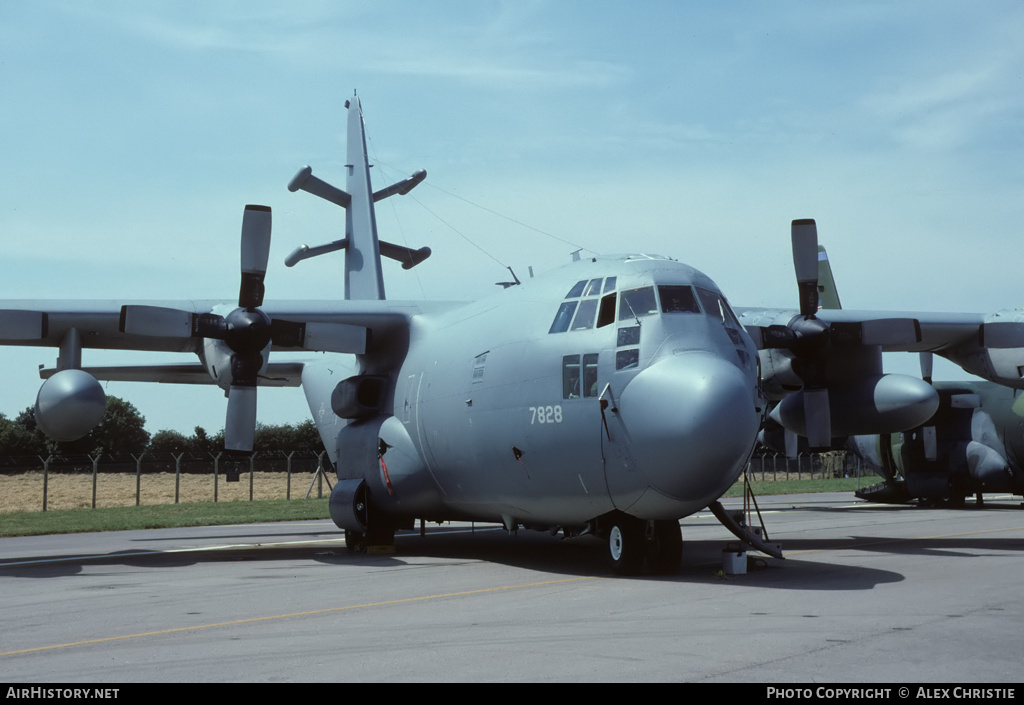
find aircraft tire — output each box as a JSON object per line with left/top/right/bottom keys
{"left": 646, "top": 520, "right": 683, "bottom": 575}
{"left": 605, "top": 515, "right": 644, "bottom": 576}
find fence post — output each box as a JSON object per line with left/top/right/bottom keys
{"left": 40, "top": 455, "right": 52, "bottom": 512}
{"left": 88, "top": 453, "right": 102, "bottom": 509}
{"left": 211, "top": 452, "right": 221, "bottom": 502}
{"left": 249, "top": 453, "right": 256, "bottom": 501}
{"left": 133, "top": 453, "right": 146, "bottom": 507}
{"left": 285, "top": 451, "right": 295, "bottom": 500}
{"left": 172, "top": 453, "right": 184, "bottom": 504}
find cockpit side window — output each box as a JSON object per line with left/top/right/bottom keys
{"left": 582, "top": 353, "right": 599, "bottom": 397}
{"left": 549, "top": 301, "right": 578, "bottom": 334}
{"left": 658, "top": 285, "right": 701, "bottom": 313}
{"left": 596, "top": 293, "right": 617, "bottom": 328}
{"left": 618, "top": 287, "right": 657, "bottom": 321}
{"left": 695, "top": 287, "right": 741, "bottom": 328}
{"left": 562, "top": 355, "right": 581, "bottom": 399}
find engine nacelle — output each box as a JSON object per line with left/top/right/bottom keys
{"left": 771, "top": 373, "right": 938, "bottom": 438}
{"left": 35, "top": 369, "right": 106, "bottom": 442}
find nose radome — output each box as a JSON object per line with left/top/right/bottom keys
{"left": 617, "top": 352, "right": 760, "bottom": 503}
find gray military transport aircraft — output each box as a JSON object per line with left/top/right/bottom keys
{"left": 747, "top": 242, "right": 1024, "bottom": 507}
{"left": 849, "top": 378, "right": 1024, "bottom": 506}
{"left": 4, "top": 95, "right": 1023, "bottom": 573}
{"left": 735, "top": 236, "right": 1024, "bottom": 459}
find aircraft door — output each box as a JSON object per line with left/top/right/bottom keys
{"left": 597, "top": 350, "right": 644, "bottom": 511}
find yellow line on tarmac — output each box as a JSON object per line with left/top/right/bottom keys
{"left": 0, "top": 576, "right": 597, "bottom": 658}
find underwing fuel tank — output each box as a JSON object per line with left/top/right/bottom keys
{"left": 771, "top": 373, "right": 938, "bottom": 438}
{"left": 34, "top": 369, "right": 106, "bottom": 441}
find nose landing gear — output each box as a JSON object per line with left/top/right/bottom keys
{"left": 601, "top": 513, "right": 683, "bottom": 576}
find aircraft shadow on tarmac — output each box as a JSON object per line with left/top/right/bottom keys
{"left": 5, "top": 521, "right": 1017, "bottom": 588}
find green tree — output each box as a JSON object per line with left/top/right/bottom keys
{"left": 0, "top": 412, "right": 47, "bottom": 456}
{"left": 148, "top": 429, "right": 191, "bottom": 454}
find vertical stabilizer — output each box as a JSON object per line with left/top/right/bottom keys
{"left": 287, "top": 94, "right": 431, "bottom": 300}
{"left": 816, "top": 245, "right": 842, "bottom": 310}
{"left": 344, "top": 96, "right": 386, "bottom": 300}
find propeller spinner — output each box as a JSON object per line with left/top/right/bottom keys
{"left": 120, "top": 205, "right": 367, "bottom": 452}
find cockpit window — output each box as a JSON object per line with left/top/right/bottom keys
{"left": 583, "top": 279, "right": 603, "bottom": 297}
{"left": 570, "top": 299, "right": 599, "bottom": 331}
{"left": 565, "top": 280, "right": 587, "bottom": 299}
{"left": 549, "top": 301, "right": 578, "bottom": 333}
{"left": 618, "top": 287, "right": 657, "bottom": 321}
{"left": 696, "top": 287, "right": 741, "bottom": 328}
{"left": 658, "top": 285, "right": 701, "bottom": 313}
{"left": 552, "top": 277, "right": 617, "bottom": 334}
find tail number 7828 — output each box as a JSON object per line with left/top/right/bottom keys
{"left": 530, "top": 405, "right": 563, "bottom": 424}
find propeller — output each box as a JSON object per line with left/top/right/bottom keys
{"left": 919, "top": 352, "right": 938, "bottom": 461}
{"left": 120, "top": 205, "right": 366, "bottom": 453}
{"left": 747, "top": 220, "right": 922, "bottom": 448}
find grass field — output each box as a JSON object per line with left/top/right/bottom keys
{"left": 0, "top": 471, "right": 872, "bottom": 538}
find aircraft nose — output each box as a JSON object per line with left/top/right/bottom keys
{"left": 617, "top": 352, "right": 760, "bottom": 506}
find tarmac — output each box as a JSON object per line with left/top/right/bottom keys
{"left": 1, "top": 492, "right": 1022, "bottom": 683}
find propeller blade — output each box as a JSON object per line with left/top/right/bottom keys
{"left": 239, "top": 205, "right": 272, "bottom": 308}
{"left": 919, "top": 352, "right": 933, "bottom": 385}
{"left": 0, "top": 310, "right": 48, "bottom": 339}
{"left": 949, "top": 393, "right": 981, "bottom": 409}
{"left": 224, "top": 385, "right": 258, "bottom": 452}
{"left": 784, "top": 429, "right": 798, "bottom": 459}
{"left": 120, "top": 305, "right": 195, "bottom": 338}
{"left": 829, "top": 319, "right": 921, "bottom": 347}
{"left": 978, "top": 322, "right": 1024, "bottom": 349}
{"left": 803, "top": 387, "right": 832, "bottom": 448}
{"left": 922, "top": 425, "right": 938, "bottom": 461}
{"left": 791, "top": 219, "right": 819, "bottom": 316}
{"left": 858, "top": 318, "right": 921, "bottom": 346}
{"left": 744, "top": 324, "right": 796, "bottom": 350}
{"left": 917, "top": 351, "right": 938, "bottom": 461}
{"left": 119, "top": 306, "right": 228, "bottom": 340}
{"left": 270, "top": 319, "right": 367, "bottom": 354}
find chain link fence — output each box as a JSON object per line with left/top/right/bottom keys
{"left": 1, "top": 450, "right": 874, "bottom": 513}
{"left": 0, "top": 451, "right": 334, "bottom": 512}
{"left": 746, "top": 450, "right": 866, "bottom": 481}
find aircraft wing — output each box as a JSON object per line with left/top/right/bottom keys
{"left": 0, "top": 297, "right": 461, "bottom": 451}
{"left": 0, "top": 299, "right": 457, "bottom": 353}
{"left": 736, "top": 306, "right": 988, "bottom": 354}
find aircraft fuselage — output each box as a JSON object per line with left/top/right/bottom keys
{"left": 307, "top": 254, "right": 764, "bottom": 533}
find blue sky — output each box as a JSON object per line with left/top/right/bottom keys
{"left": 2, "top": 1, "right": 1023, "bottom": 434}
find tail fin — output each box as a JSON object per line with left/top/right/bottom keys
{"left": 816, "top": 245, "right": 842, "bottom": 310}
{"left": 287, "top": 94, "right": 430, "bottom": 300}
{"left": 343, "top": 96, "right": 385, "bottom": 300}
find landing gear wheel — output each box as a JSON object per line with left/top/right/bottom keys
{"left": 606, "top": 515, "right": 644, "bottom": 576}
{"left": 646, "top": 520, "right": 683, "bottom": 575}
